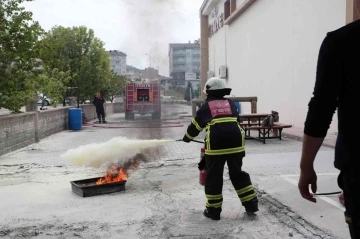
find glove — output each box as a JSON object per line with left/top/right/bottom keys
{"left": 198, "top": 156, "right": 206, "bottom": 170}
{"left": 182, "top": 135, "right": 191, "bottom": 143}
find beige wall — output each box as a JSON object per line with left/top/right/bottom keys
{"left": 201, "top": 0, "right": 346, "bottom": 132}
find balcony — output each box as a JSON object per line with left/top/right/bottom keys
{"left": 173, "top": 67, "right": 186, "bottom": 72}
{"left": 173, "top": 60, "right": 186, "bottom": 65}
{"left": 172, "top": 51, "right": 186, "bottom": 56}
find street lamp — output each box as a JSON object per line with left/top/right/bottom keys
{"left": 145, "top": 53, "right": 151, "bottom": 68}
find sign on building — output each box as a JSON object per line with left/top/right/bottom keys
{"left": 209, "top": 6, "right": 224, "bottom": 37}
{"left": 185, "top": 72, "right": 197, "bottom": 81}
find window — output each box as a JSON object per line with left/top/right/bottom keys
{"left": 225, "top": 0, "right": 236, "bottom": 19}
{"left": 224, "top": 0, "right": 230, "bottom": 19}
{"left": 231, "top": 0, "right": 236, "bottom": 13}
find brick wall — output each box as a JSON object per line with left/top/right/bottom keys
{"left": 80, "top": 103, "right": 122, "bottom": 122}
{"left": 114, "top": 102, "right": 124, "bottom": 113}
{"left": 38, "top": 108, "right": 68, "bottom": 139}
{"left": 0, "top": 103, "right": 124, "bottom": 156}
{"left": 0, "top": 113, "right": 36, "bottom": 156}
{"left": 80, "top": 104, "right": 97, "bottom": 122}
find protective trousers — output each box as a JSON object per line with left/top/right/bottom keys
{"left": 339, "top": 168, "right": 360, "bottom": 239}
{"left": 204, "top": 153, "right": 257, "bottom": 214}
{"left": 96, "top": 106, "right": 105, "bottom": 121}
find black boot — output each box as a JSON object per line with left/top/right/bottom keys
{"left": 96, "top": 118, "right": 101, "bottom": 123}
{"left": 102, "top": 118, "right": 107, "bottom": 123}
{"left": 203, "top": 208, "right": 221, "bottom": 220}
{"left": 244, "top": 198, "right": 259, "bottom": 214}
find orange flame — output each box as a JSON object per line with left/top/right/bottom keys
{"left": 96, "top": 164, "right": 127, "bottom": 185}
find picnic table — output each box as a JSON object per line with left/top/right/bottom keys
{"left": 239, "top": 113, "right": 292, "bottom": 144}
{"left": 238, "top": 113, "right": 269, "bottom": 126}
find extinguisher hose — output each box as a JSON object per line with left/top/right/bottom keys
{"left": 314, "top": 191, "right": 342, "bottom": 196}
{"left": 175, "top": 139, "right": 204, "bottom": 144}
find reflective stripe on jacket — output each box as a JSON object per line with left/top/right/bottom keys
{"left": 184, "top": 97, "right": 245, "bottom": 156}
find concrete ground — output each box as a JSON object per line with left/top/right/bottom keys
{"left": 0, "top": 104, "right": 349, "bottom": 239}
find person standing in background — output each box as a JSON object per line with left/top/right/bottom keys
{"left": 93, "top": 92, "right": 106, "bottom": 123}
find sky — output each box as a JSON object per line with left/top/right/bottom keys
{"left": 24, "top": 0, "right": 203, "bottom": 76}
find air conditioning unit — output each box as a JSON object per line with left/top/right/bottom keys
{"left": 219, "top": 65, "right": 227, "bottom": 78}
{"left": 207, "top": 71, "right": 214, "bottom": 79}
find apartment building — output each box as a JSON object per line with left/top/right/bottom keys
{"left": 107, "top": 50, "right": 127, "bottom": 76}
{"left": 169, "top": 41, "right": 201, "bottom": 86}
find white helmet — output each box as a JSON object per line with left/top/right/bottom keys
{"left": 203, "top": 77, "right": 231, "bottom": 95}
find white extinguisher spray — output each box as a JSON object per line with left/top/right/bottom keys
{"left": 199, "top": 147, "right": 206, "bottom": 186}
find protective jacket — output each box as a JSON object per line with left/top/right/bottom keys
{"left": 183, "top": 96, "right": 245, "bottom": 157}
{"left": 93, "top": 96, "right": 105, "bottom": 110}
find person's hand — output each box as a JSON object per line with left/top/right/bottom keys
{"left": 298, "top": 167, "right": 317, "bottom": 203}
{"left": 182, "top": 135, "right": 191, "bottom": 143}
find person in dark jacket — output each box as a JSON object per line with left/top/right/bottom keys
{"left": 335, "top": 132, "right": 345, "bottom": 206}
{"left": 298, "top": 20, "right": 360, "bottom": 238}
{"left": 183, "top": 77, "right": 258, "bottom": 220}
{"left": 93, "top": 92, "right": 106, "bottom": 123}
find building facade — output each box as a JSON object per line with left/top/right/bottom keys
{"left": 107, "top": 50, "right": 127, "bottom": 76}
{"left": 169, "top": 41, "right": 201, "bottom": 87}
{"left": 200, "top": 0, "right": 360, "bottom": 133}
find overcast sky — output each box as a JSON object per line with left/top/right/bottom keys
{"left": 24, "top": 0, "right": 203, "bottom": 76}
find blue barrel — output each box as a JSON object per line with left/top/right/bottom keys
{"left": 68, "top": 108, "right": 82, "bottom": 130}
{"left": 234, "top": 102, "right": 241, "bottom": 114}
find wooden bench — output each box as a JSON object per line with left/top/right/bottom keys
{"left": 242, "top": 123, "right": 292, "bottom": 144}
{"left": 239, "top": 122, "right": 260, "bottom": 127}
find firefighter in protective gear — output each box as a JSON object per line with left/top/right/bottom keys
{"left": 183, "top": 77, "right": 258, "bottom": 220}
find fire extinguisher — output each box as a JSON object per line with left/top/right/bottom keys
{"left": 199, "top": 148, "right": 206, "bottom": 186}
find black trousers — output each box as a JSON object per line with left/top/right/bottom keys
{"left": 96, "top": 107, "right": 105, "bottom": 120}
{"left": 205, "top": 153, "right": 257, "bottom": 212}
{"left": 338, "top": 168, "right": 360, "bottom": 239}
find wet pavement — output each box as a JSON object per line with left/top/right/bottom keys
{"left": 0, "top": 104, "right": 349, "bottom": 239}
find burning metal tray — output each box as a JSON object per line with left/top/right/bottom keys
{"left": 70, "top": 177, "right": 126, "bottom": 197}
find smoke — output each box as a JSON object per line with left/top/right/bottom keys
{"left": 120, "top": 0, "right": 202, "bottom": 75}
{"left": 61, "top": 136, "right": 173, "bottom": 168}
{"left": 120, "top": 147, "right": 161, "bottom": 172}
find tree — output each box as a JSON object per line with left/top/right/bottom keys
{"left": 0, "top": 0, "right": 44, "bottom": 112}
{"left": 32, "top": 67, "right": 71, "bottom": 107}
{"left": 38, "top": 26, "right": 111, "bottom": 104}
{"left": 104, "top": 72, "right": 126, "bottom": 102}
{"left": 193, "top": 86, "right": 200, "bottom": 99}
{"left": 184, "top": 82, "right": 194, "bottom": 102}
